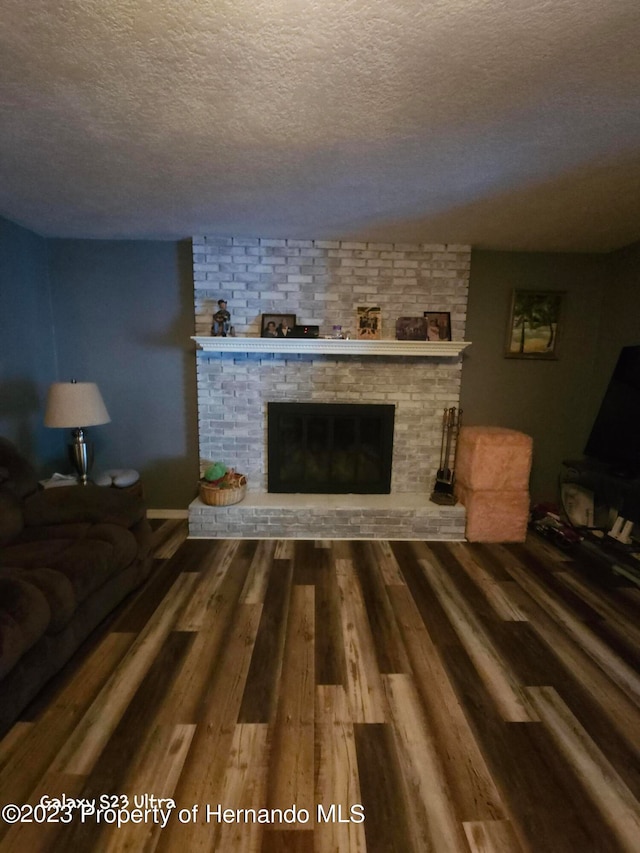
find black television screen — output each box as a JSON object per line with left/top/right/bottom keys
{"left": 584, "top": 345, "right": 640, "bottom": 477}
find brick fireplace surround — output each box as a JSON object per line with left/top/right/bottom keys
{"left": 189, "top": 237, "right": 470, "bottom": 539}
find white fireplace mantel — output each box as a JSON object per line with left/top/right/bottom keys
{"left": 192, "top": 336, "right": 471, "bottom": 357}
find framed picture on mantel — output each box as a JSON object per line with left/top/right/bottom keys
{"left": 505, "top": 289, "right": 564, "bottom": 359}
{"left": 423, "top": 311, "right": 452, "bottom": 341}
{"left": 261, "top": 313, "right": 296, "bottom": 338}
{"left": 396, "top": 317, "right": 428, "bottom": 341}
{"left": 356, "top": 306, "right": 381, "bottom": 340}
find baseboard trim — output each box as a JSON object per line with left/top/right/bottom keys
{"left": 148, "top": 509, "right": 189, "bottom": 519}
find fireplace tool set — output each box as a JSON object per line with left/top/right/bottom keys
{"left": 431, "top": 406, "right": 462, "bottom": 505}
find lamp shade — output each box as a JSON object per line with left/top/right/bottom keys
{"left": 44, "top": 382, "right": 111, "bottom": 428}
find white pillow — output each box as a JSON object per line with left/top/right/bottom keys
{"left": 94, "top": 469, "right": 140, "bottom": 488}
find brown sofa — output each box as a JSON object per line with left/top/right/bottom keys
{"left": 0, "top": 437, "right": 152, "bottom": 736}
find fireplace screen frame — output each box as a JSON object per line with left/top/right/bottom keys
{"left": 267, "top": 402, "right": 395, "bottom": 494}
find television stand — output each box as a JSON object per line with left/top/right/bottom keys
{"left": 559, "top": 459, "right": 640, "bottom": 586}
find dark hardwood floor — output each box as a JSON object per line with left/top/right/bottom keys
{"left": 1, "top": 522, "right": 639, "bottom": 852}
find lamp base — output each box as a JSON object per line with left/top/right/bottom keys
{"left": 68, "top": 428, "right": 94, "bottom": 485}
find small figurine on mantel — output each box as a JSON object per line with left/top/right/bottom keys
{"left": 211, "top": 299, "right": 231, "bottom": 337}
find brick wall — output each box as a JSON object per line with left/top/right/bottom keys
{"left": 193, "top": 237, "right": 470, "bottom": 495}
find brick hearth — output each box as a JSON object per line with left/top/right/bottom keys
{"left": 189, "top": 493, "right": 466, "bottom": 540}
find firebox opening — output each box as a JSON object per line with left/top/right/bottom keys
{"left": 267, "top": 402, "right": 395, "bottom": 494}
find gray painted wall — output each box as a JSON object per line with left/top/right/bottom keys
{"left": 590, "top": 241, "right": 640, "bottom": 411}
{"left": 460, "top": 250, "right": 610, "bottom": 502}
{"left": 3, "top": 213, "right": 639, "bottom": 509}
{"left": 0, "top": 217, "right": 59, "bottom": 470}
{"left": 47, "top": 239, "right": 199, "bottom": 508}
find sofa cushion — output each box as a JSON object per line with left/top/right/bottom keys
{"left": 0, "top": 574, "right": 51, "bottom": 678}
{"left": 23, "top": 485, "right": 146, "bottom": 529}
{"left": 0, "top": 567, "right": 76, "bottom": 633}
{"left": 83, "top": 523, "right": 139, "bottom": 566}
{"left": 0, "top": 492, "right": 23, "bottom": 546}
{"left": 0, "top": 536, "right": 129, "bottom": 603}
{"left": 12, "top": 521, "right": 139, "bottom": 567}
{"left": 0, "top": 438, "right": 40, "bottom": 500}
{"left": 16, "top": 522, "right": 95, "bottom": 543}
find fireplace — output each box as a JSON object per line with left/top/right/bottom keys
{"left": 190, "top": 236, "right": 470, "bottom": 539}
{"left": 268, "top": 402, "right": 395, "bottom": 494}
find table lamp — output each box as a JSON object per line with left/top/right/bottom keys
{"left": 44, "top": 380, "right": 111, "bottom": 484}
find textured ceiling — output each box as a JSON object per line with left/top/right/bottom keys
{"left": 1, "top": 0, "right": 640, "bottom": 251}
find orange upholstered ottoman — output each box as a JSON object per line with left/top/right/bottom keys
{"left": 455, "top": 483, "right": 530, "bottom": 542}
{"left": 456, "top": 426, "right": 533, "bottom": 491}
{"left": 454, "top": 426, "right": 533, "bottom": 542}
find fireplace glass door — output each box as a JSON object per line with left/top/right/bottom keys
{"left": 268, "top": 402, "right": 395, "bottom": 493}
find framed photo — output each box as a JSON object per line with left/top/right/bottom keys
{"left": 396, "top": 317, "right": 428, "bottom": 341}
{"left": 423, "top": 311, "right": 452, "bottom": 341}
{"left": 505, "top": 290, "right": 564, "bottom": 359}
{"left": 261, "top": 313, "right": 296, "bottom": 338}
{"left": 356, "top": 306, "right": 381, "bottom": 340}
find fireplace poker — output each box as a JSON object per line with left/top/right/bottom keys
{"left": 432, "top": 407, "right": 462, "bottom": 504}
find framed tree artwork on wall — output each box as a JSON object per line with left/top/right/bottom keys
{"left": 505, "top": 290, "right": 564, "bottom": 359}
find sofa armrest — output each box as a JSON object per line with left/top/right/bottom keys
{"left": 22, "top": 485, "right": 146, "bottom": 529}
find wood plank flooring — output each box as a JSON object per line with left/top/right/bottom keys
{"left": 1, "top": 524, "right": 640, "bottom": 852}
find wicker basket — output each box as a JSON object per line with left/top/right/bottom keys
{"left": 199, "top": 475, "right": 247, "bottom": 506}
